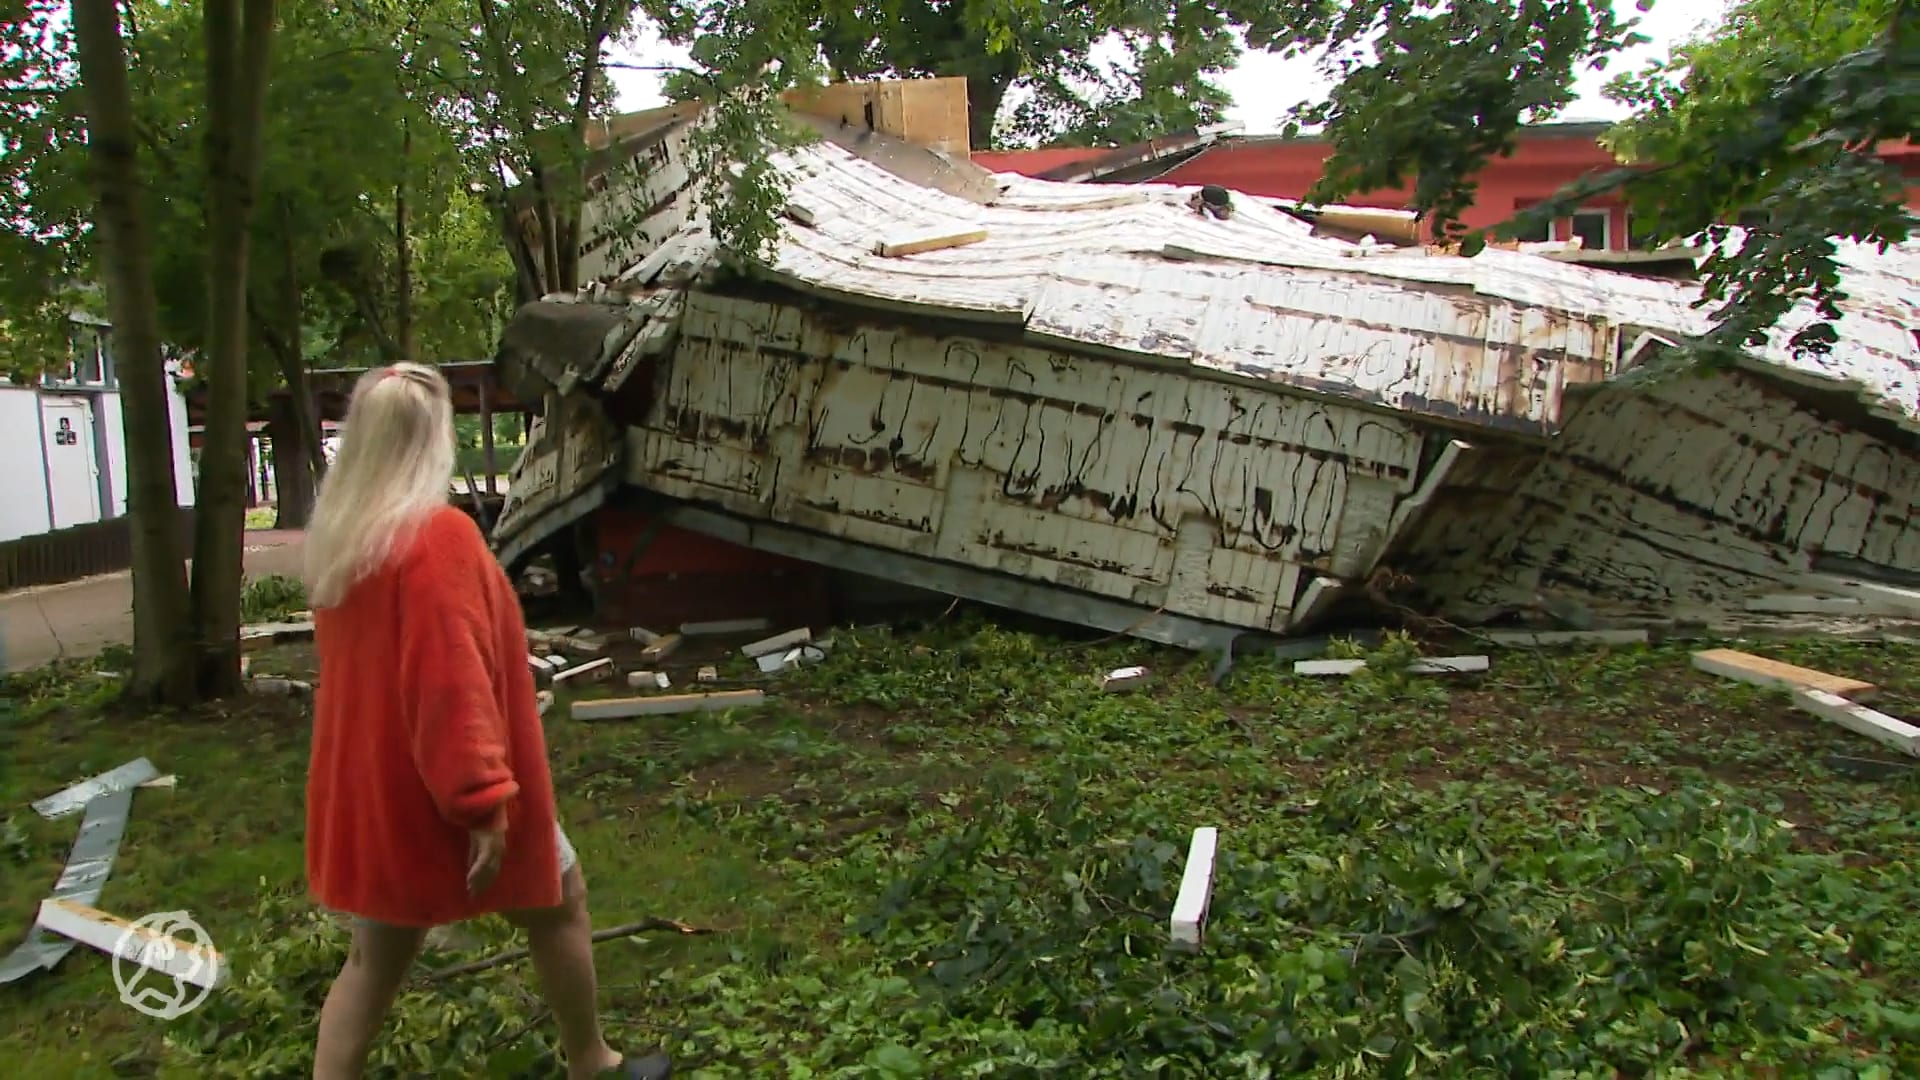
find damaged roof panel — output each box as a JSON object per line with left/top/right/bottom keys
{"left": 767, "top": 143, "right": 1919, "bottom": 431}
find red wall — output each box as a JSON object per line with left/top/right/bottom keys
{"left": 977, "top": 132, "right": 1920, "bottom": 251}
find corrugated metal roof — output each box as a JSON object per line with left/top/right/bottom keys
{"left": 756, "top": 141, "right": 1919, "bottom": 433}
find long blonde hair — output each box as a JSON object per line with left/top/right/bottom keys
{"left": 303, "top": 362, "right": 457, "bottom": 608}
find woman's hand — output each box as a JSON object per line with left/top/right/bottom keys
{"left": 467, "top": 826, "right": 506, "bottom": 895}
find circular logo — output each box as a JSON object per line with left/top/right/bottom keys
{"left": 112, "top": 910, "right": 219, "bottom": 1020}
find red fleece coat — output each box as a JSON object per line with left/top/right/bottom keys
{"left": 306, "top": 505, "right": 561, "bottom": 926}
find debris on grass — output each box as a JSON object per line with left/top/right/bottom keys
{"left": 681, "top": 618, "right": 772, "bottom": 637}
{"left": 239, "top": 621, "right": 315, "bottom": 650}
{"left": 742, "top": 627, "right": 810, "bottom": 659}
{"left": 2, "top": 767, "right": 146, "bottom": 984}
{"left": 1101, "top": 666, "right": 1152, "bottom": 693}
{"left": 696, "top": 665, "right": 719, "bottom": 683}
{"left": 756, "top": 645, "right": 825, "bottom": 674}
{"left": 535, "top": 690, "right": 554, "bottom": 716}
{"left": 571, "top": 689, "right": 766, "bottom": 721}
{"left": 1791, "top": 689, "right": 1920, "bottom": 757}
{"left": 553, "top": 658, "right": 615, "bottom": 686}
{"left": 559, "top": 635, "right": 606, "bottom": 656}
{"left": 30, "top": 758, "right": 159, "bottom": 819}
{"left": 629, "top": 626, "right": 664, "bottom": 644}
{"left": 35, "top": 899, "right": 224, "bottom": 990}
{"left": 626, "top": 670, "right": 671, "bottom": 691}
{"left": 1481, "top": 628, "right": 1650, "bottom": 648}
{"left": 1691, "top": 648, "right": 1878, "bottom": 700}
{"left": 1294, "top": 656, "right": 1490, "bottom": 677}
{"left": 426, "top": 916, "right": 713, "bottom": 981}
{"left": 1170, "top": 826, "right": 1218, "bottom": 953}
{"left": 640, "top": 634, "right": 683, "bottom": 664}
{"left": 247, "top": 677, "right": 313, "bottom": 697}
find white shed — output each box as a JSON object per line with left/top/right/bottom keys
{"left": 0, "top": 317, "right": 196, "bottom": 544}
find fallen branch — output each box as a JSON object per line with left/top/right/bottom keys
{"left": 426, "top": 917, "right": 713, "bottom": 981}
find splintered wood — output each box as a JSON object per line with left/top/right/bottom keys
{"left": 1690, "top": 649, "right": 1877, "bottom": 701}
{"left": 1694, "top": 648, "right": 1909, "bottom": 755}
{"left": 38, "top": 899, "right": 226, "bottom": 990}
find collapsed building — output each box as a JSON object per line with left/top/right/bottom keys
{"left": 488, "top": 80, "right": 1920, "bottom": 653}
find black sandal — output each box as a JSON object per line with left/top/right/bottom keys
{"left": 600, "top": 1050, "right": 672, "bottom": 1079}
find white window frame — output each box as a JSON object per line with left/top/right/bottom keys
{"left": 1568, "top": 208, "right": 1612, "bottom": 252}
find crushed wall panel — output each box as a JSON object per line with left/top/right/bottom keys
{"left": 624, "top": 293, "right": 1434, "bottom": 630}
{"left": 1393, "top": 368, "right": 1920, "bottom": 621}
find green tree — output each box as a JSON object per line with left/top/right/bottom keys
{"left": 647, "top": 0, "right": 1249, "bottom": 149}
{"left": 1291, "top": 0, "right": 1915, "bottom": 359}
{"left": 1580, "top": 0, "right": 1917, "bottom": 357}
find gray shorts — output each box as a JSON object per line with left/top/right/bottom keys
{"left": 352, "top": 821, "right": 578, "bottom": 931}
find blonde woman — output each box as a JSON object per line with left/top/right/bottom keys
{"left": 302, "top": 363, "right": 670, "bottom": 1080}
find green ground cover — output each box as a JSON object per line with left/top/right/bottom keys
{"left": 3, "top": 623, "right": 1918, "bottom": 1077}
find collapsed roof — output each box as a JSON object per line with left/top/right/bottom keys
{"left": 489, "top": 86, "right": 1920, "bottom": 650}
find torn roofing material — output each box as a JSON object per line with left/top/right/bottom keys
{"left": 575, "top": 103, "right": 1916, "bottom": 436}
{"left": 763, "top": 146, "right": 1920, "bottom": 434}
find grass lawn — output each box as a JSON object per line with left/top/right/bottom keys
{"left": 3, "top": 621, "right": 1919, "bottom": 1077}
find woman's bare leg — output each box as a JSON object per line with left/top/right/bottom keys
{"left": 506, "top": 864, "right": 626, "bottom": 1080}
{"left": 313, "top": 920, "right": 428, "bottom": 1079}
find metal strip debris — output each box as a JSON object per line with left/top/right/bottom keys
{"left": 31, "top": 757, "right": 159, "bottom": 819}
{"left": 0, "top": 784, "right": 138, "bottom": 983}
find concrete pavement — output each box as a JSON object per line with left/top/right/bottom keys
{"left": 0, "top": 531, "right": 305, "bottom": 673}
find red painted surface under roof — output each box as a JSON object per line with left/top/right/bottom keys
{"left": 970, "top": 146, "right": 1109, "bottom": 174}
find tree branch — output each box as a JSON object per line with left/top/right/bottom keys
{"left": 424, "top": 917, "right": 713, "bottom": 981}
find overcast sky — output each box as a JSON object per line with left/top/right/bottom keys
{"left": 605, "top": 1, "right": 1730, "bottom": 135}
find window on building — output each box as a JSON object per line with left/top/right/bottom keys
{"left": 74, "top": 332, "right": 103, "bottom": 384}
{"left": 1569, "top": 209, "right": 1610, "bottom": 251}
{"left": 1510, "top": 206, "right": 1552, "bottom": 243}
{"left": 1625, "top": 213, "right": 1664, "bottom": 251}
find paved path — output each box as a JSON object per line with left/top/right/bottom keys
{"left": 0, "top": 531, "right": 305, "bottom": 673}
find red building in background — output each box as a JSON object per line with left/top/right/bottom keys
{"left": 974, "top": 122, "right": 1920, "bottom": 251}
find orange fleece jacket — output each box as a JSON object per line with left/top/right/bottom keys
{"left": 306, "top": 505, "right": 561, "bottom": 926}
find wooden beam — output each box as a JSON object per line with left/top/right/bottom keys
{"left": 37, "top": 899, "right": 225, "bottom": 990}
{"left": 1691, "top": 648, "right": 1878, "bottom": 701}
{"left": 874, "top": 226, "right": 987, "bottom": 258}
{"left": 1169, "top": 826, "right": 1218, "bottom": 952}
{"left": 572, "top": 689, "right": 766, "bottom": 721}
{"left": 1792, "top": 689, "right": 1920, "bottom": 757}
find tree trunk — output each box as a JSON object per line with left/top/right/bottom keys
{"left": 190, "top": 0, "right": 279, "bottom": 697}
{"left": 268, "top": 206, "right": 321, "bottom": 530}
{"left": 395, "top": 120, "right": 415, "bottom": 363}
{"left": 967, "top": 71, "right": 1017, "bottom": 151}
{"left": 268, "top": 395, "right": 316, "bottom": 529}
{"left": 556, "top": 1, "right": 614, "bottom": 293}
{"left": 71, "top": 0, "right": 196, "bottom": 705}
{"left": 280, "top": 202, "right": 325, "bottom": 485}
